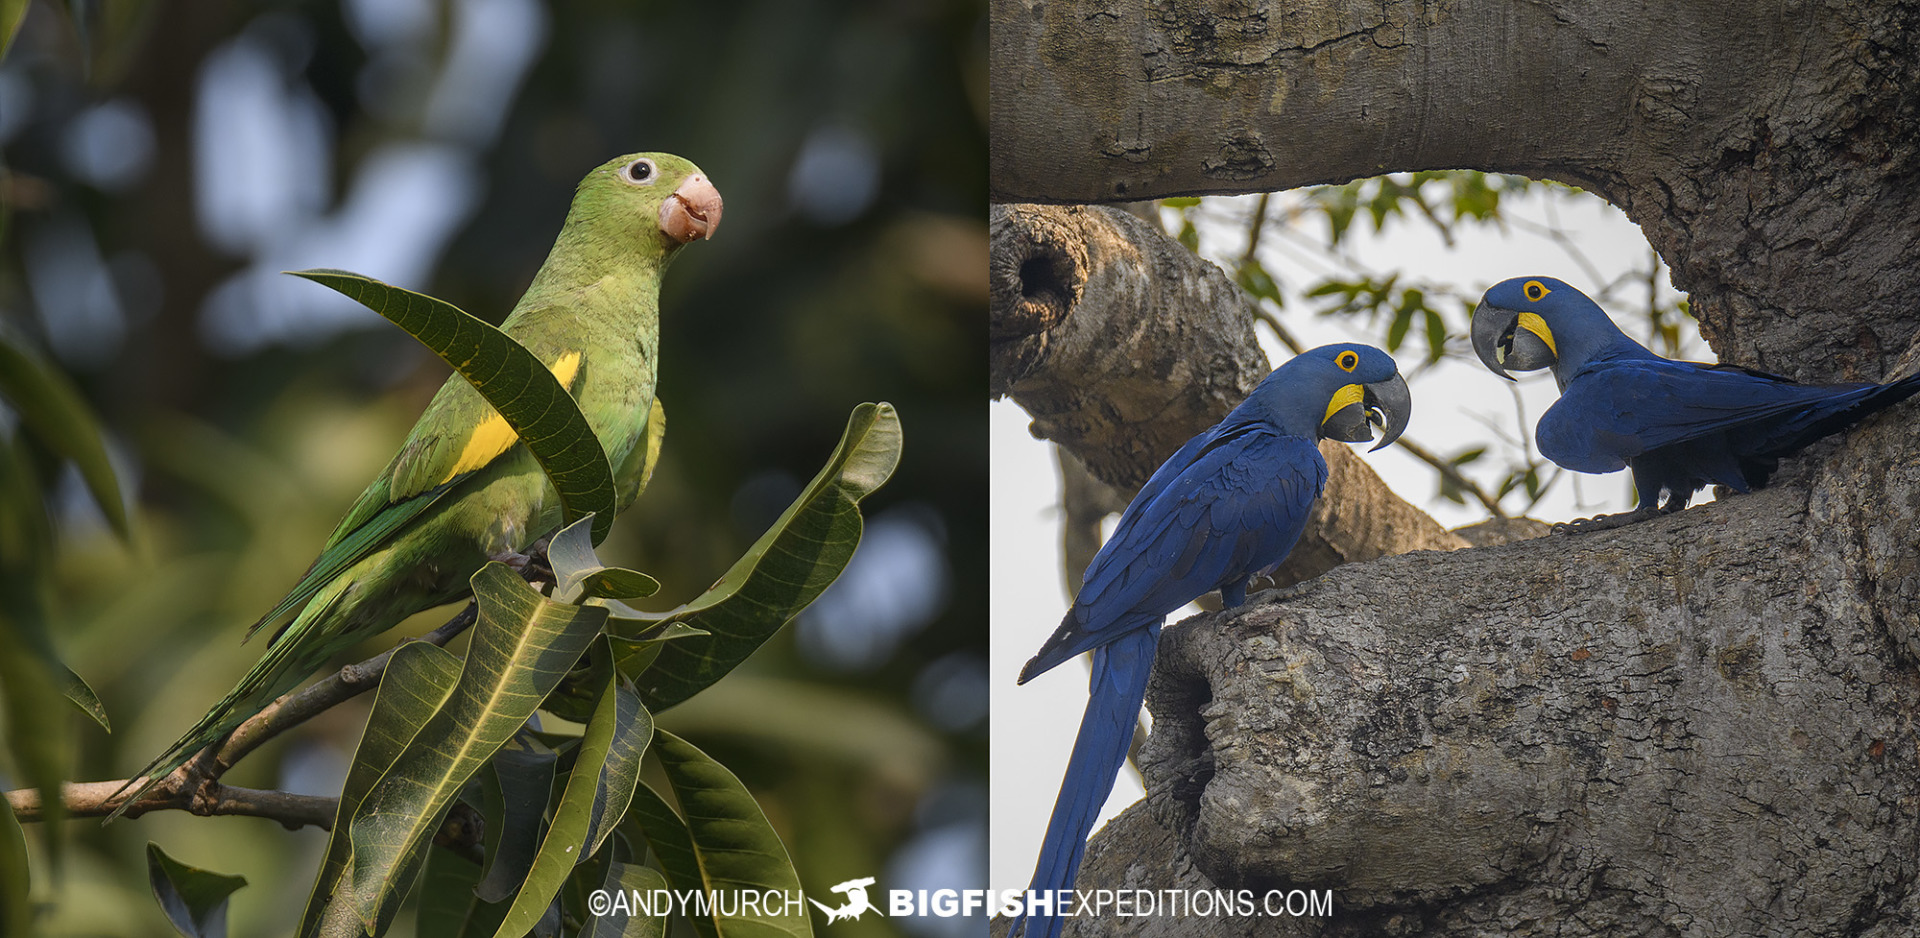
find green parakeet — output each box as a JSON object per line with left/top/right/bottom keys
{"left": 114, "top": 152, "right": 721, "bottom": 814}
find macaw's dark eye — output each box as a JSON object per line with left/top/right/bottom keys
{"left": 1336, "top": 350, "right": 1359, "bottom": 372}
{"left": 1524, "top": 279, "right": 1552, "bottom": 302}
{"left": 624, "top": 159, "right": 656, "bottom": 184}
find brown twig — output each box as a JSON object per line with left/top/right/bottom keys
{"left": 211, "top": 603, "right": 479, "bottom": 774}
{"left": 1395, "top": 436, "right": 1508, "bottom": 518}
{"left": 4, "top": 600, "right": 481, "bottom": 829}
{"left": 7, "top": 780, "right": 338, "bottom": 829}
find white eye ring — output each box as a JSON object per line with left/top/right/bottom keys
{"left": 622, "top": 158, "right": 658, "bottom": 186}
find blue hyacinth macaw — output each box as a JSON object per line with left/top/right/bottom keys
{"left": 1472, "top": 276, "right": 1920, "bottom": 531}
{"left": 1012, "top": 344, "right": 1411, "bottom": 938}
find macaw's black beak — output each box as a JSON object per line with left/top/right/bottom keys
{"left": 1321, "top": 371, "right": 1411, "bottom": 451}
{"left": 1471, "top": 300, "right": 1559, "bottom": 380}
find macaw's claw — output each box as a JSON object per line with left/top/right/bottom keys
{"left": 1551, "top": 506, "right": 1661, "bottom": 534}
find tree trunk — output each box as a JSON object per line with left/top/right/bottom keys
{"left": 991, "top": 0, "right": 1920, "bottom": 934}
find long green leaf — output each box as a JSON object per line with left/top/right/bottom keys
{"left": 623, "top": 784, "right": 711, "bottom": 938}
{"left": 493, "top": 638, "right": 652, "bottom": 938}
{"left": 580, "top": 862, "right": 669, "bottom": 938}
{"left": 0, "top": 434, "right": 68, "bottom": 852}
{"left": 347, "top": 563, "right": 608, "bottom": 933}
{"left": 0, "top": 803, "right": 30, "bottom": 938}
{"left": 623, "top": 403, "right": 900, "bottom": 710}
{"left": 474, "top": 739, "right": 558, "bottom": 903}
{"left": 417, "top": 843, "right": 512, "bottom": 938}
{"left": 415, "top": 845, "right": 484, "bottom": 938}
{"left": 548, "top": 516, "right": 659, "bottom": 604}
{"left": 289, "top": 269, "right": 617, "bottom": 543}
{"left": 1, "top": 0, "right": 29, "bottom": 62}
{"left": 0, "top": 323, "right": 130, "bottom": 537}
{"left": 57, "top": 662, "right": 109, "bottom": 731}
{"left": 146, "top": 843, "right": 247, "bottom": 938}
{"left": 298, "top": 641, "right": 465, "bottom": 938}
{"left": 653, "top": 731, "right": 811, "bottom": 938}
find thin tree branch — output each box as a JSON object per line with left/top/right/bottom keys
{"left": 7, "top": 780, "right": 338, "bottom": 829}
{"left": 1395, "top": 436, "right": 1507, "bottom": 518}
{"left": 209, "top": 603, "right": 479, "bottom": 775}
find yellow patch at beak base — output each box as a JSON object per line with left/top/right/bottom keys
{"left": 1323, "top": 383, "right": 1365, "bottom": 425}
{"left": 1517, "top": 312, "right": 1557, "bottom": 356}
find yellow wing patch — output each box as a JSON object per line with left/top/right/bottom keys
{"left": 440, "top": 351, "right": 584, "bottom": 484}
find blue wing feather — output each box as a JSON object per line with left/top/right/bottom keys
{"left": 1022, "top": 425, "right": 1325, "bottom": 682}
{"left": 1538, "top": 358, "right": 1910, "bottom": 473}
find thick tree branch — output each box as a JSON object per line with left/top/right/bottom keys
{"left": 991, "top": 0, "right": 1920, "bottom": 384}
{"left": 992, "top": 203, "right": 1467, "bottom": 589}
{"left": 1055, "top": 401, "right": 1920, "bottom": 937}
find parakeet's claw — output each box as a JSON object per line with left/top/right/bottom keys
{"left": 1551, "top": 506, "right": 1661, "bottom": 534}
{"left": 490, "top": 539, "right": 555, "bottom": 589}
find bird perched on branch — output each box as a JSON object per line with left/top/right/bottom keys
{"left": 112, "top": 152, "right": 721, "bottom": 816}
{"left": 1471, "top": 275, "right": 1920, "bottom": 532}
{"left": 1012, "top": 344, "right": 1410, "bottom": 938}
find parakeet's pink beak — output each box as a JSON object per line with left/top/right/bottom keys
{"left": 659, "top": 174, "right": 723, "bottom": 244}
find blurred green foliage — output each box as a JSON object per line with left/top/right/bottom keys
{"left": 0, "top": 0, "right": 985, "bottom": 935}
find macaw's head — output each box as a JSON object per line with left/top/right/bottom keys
{"left": 570, "top": 152, "right": 723, "bottom": 265}
{"left": 1471, "top": 276, "right": 1624, "bottom": 379}
{"left": 1248, "top": 343, "right": 1411, "bottom": 450}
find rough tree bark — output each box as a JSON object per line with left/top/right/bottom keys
{"left": 990, "top": 203, "right": 1468, "bottom": 592}
{"left": 991, "top": 1, "right": 1920, "bottom": 935}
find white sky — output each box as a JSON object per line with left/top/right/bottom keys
{"left": 989, "top": 185, "right": 1702, "bottom": 891}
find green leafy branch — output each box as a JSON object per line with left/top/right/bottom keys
{"left": 4, "top": 272, "right": 902, "bottom": 938}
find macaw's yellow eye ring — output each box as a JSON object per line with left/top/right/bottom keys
{"left": 1336, "top": 350, "right": 1359, "bottom": 372}
{"left": 1524, "top": 280, "right": 1552, "bottom": 302}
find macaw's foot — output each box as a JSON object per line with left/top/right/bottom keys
{"left": 1551, "top": 506, "right": 1661, "bottom": 534}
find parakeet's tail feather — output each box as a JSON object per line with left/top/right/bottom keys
{"left": 243, "top": 483, "right": 451, "bottom": 643}
{"left": 1012, "top": 624, "right": 1159, "bottom": 938}
{"left": 109, "top": 587, "right": 349, "bottom": 822}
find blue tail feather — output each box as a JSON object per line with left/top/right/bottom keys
{"left": 1012, "top": 624, "right": 1159, "bottom": 938}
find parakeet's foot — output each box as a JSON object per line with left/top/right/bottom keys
{"left": 492, "top": 537, "right": 555, "bottom": 587}
{"left": 1551, "top": 506, "right": 1660, "bottom": 534}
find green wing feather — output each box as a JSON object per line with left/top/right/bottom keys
{"left": 242, "top": 336, "right": 585, "bottom": 642}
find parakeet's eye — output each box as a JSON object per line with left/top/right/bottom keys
{"left": 623, "top": 159, "right": 658, "bottom": 185}
{"left": 1524, "top": 280, "right": 1552, "bottom": 302}
{"left": 1336, "top": 350, "right": 1359, "bottom": 372}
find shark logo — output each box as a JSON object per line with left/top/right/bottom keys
{"left": 809, "top": 876, "right": 885, "bottom": 923}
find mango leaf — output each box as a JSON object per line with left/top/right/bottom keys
{"left": 0, "top": 435, "right": 68, "bottom": 852}
{"left": 649, "top": 731, "right": 811, "bottom": 938}
{"left": 620, "top": 403, "right": 900, "bottom": 711}
{"left": 1, "top": 803, "right": 30, "bottom": 938}
{"left": 0, "top": 323, "right": 130, "bottom": 537}
{"left": 297, "top": 641, "right": 464, "bottom": 938}
{"left": 623, "top": 785, "right": 707, "bottom": 937}
{"left": 416, "top": 843, "right": 512, "bottom": 938}
{"left": 474, "top": 739, "right": 558, "bottom": 903}
{"left": 347, "top": 563, "right": 608, "bottom": 933}
{"left": 606, "top": 624, "right": 708, "bottom": 687}
{"left": 57, "top": 663, "right": 109, "bottom": 731}
{"left": 580, "top": 862, "right": 669, "bottom": 938}
{"left": 289, "top": 269, "right": 617, "bottom": 544}
{"left": 1, "top": 0, "right": 29, "bottom": 62}
{"left": 415, "top": 845, "right": 483, "bottom": 938}
{"left": 146, "top": 843, "right": 247, "bottom": 938}
{"left": 493, "top": 638, "right": 653, "bottom": 937}
{"left": 547, "top": 516, "right": 660, "bottom": 604}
